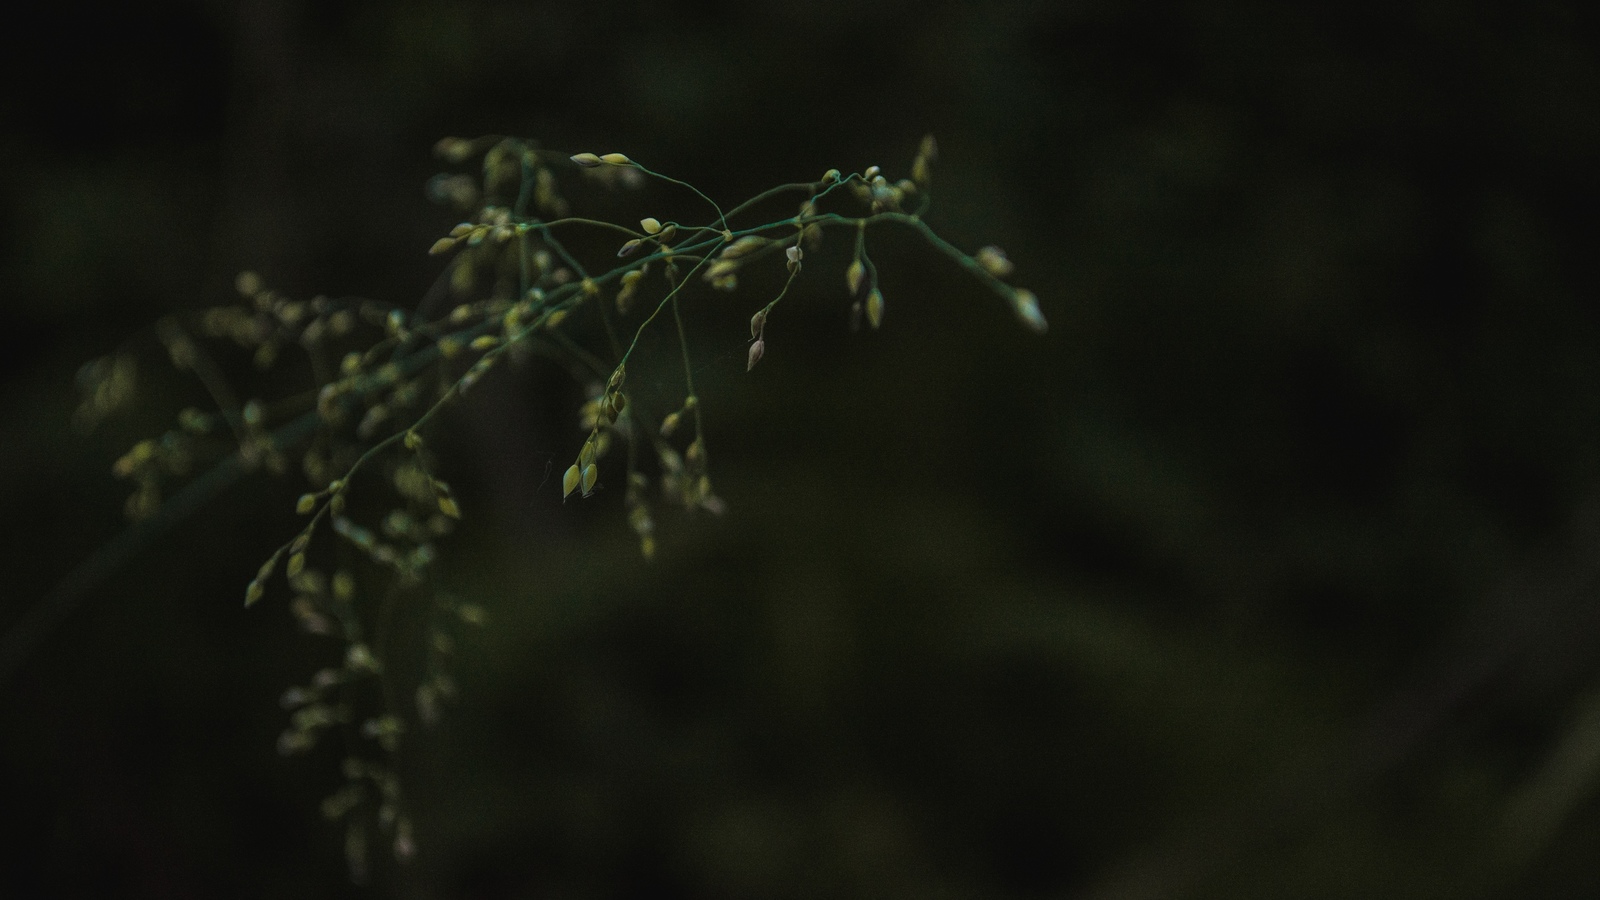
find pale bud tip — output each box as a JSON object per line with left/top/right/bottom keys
{"left": 1012, "top": 289, "right": 1048, "bottom": 334}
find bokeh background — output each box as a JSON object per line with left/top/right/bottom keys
{"left": 4, "top": 1, "right": 1600, "bottom": 897}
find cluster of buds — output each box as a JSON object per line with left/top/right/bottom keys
{"left": 657, "top": 435, "right": 722, "bottom": 515}
{"left": 848, "top": 163, "right": 920, "bottom": 214}
{"left": 748, "top": 308, "right": 769, "bottom": 371}
{"left": 844, "top": 248, "right": 885, "bottom": 330}
{"left": 568, "top": 151, "right": 645, "bottom": 189}
{"left": 428, "top": 206, "right": 516, "bottom": 256}
{"left": 703, "top": 234, "right": 770, "bottom": 291}
{"left": 564, "top": 368, "right": 628, "bottom": 500}
{"left": 110, "top": 431, "right": 195, "bottom": 520}
{"left": 969, "top": 243, "right": 1046, "bottom": 334}
{"left": 616, "top": 215, "right": 679, "bottom": 258}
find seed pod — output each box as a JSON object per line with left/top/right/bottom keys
{"left": 865, "top": 288, "right": 885, "bottom": 329}
{"left": 600, "top": 152, "right": 632, "bottom": 166}
{"left": 428, "top": 237, "right": 458, "bottom": 255}
{"left": 570, "top": 153, "right": 603, "bottom": 167}
{"left": 846, "top": 258, "right": 867, "bottom": 296}
{"left": 235, "top": 271, "right": 262, "bottom": 297}
{"left": 617, "top": 238, "right": 642, "bottom": 257}
{"left": 581, "top": 464, "right": 598, "bottom": 495}
{"left": 434, "top": 136, "right": 474, "bottom": 162}
{"left": 562, "top": 464, "right": 581, "bottom": 498}
{"left": 660, "top": 411, "right": 682, "bottom": 437}
{"left": 296, "top": 493, "right": 317, "bottom": 514}
{"left": 750, "top": 308, "right": 768, "bottom": 340}
{"left": 640, "top": 217, "right": 662, "bottom": 234}
{"left": 747, "top": 338, "right": 765, "bottom": 371}
{"left": 719, "top": 235, "right": 768, "bottom": 259}
{"left": 1011, "top": 289, "right": 1048, "bottom": 334}
{"left": 975, "top": 245, "right": 1014, "bottom": 278}
{"left": 437, "top": 495, "right": 462, "bottom": 519}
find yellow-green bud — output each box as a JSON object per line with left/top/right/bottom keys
{"left": 1011, "top": 289, "right": 1048, "bottom": 334}
{"left": 975, "top": 245, "right": 1014, "bottom": 278}
{"left": 845, "top": 258, "right": 867, "bottom": 296}
{"left": 719, "top": 236, "right": 768, "bottom": 259}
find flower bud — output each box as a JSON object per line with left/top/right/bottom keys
{"left": 1011, "top": 289, "right": 1048, "bottom": 334}
{"left": 719, "top": 235, "right": 768, "bottom": 259}
{"left": 865, "top": 288, "right": 885, "bottom": 329}
{"left": 976, "top": 245, "right": 1014, "bottom": 278}
{"left": 846, "top": 259, "right": 867, "bottom": 296}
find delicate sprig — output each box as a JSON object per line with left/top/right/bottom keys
{"left": 77, "top": 133, "right": 1047, "bottom": 880}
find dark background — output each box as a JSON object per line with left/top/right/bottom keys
{"left": 3, "top": 1, "right": 1600, "bottom": 897}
